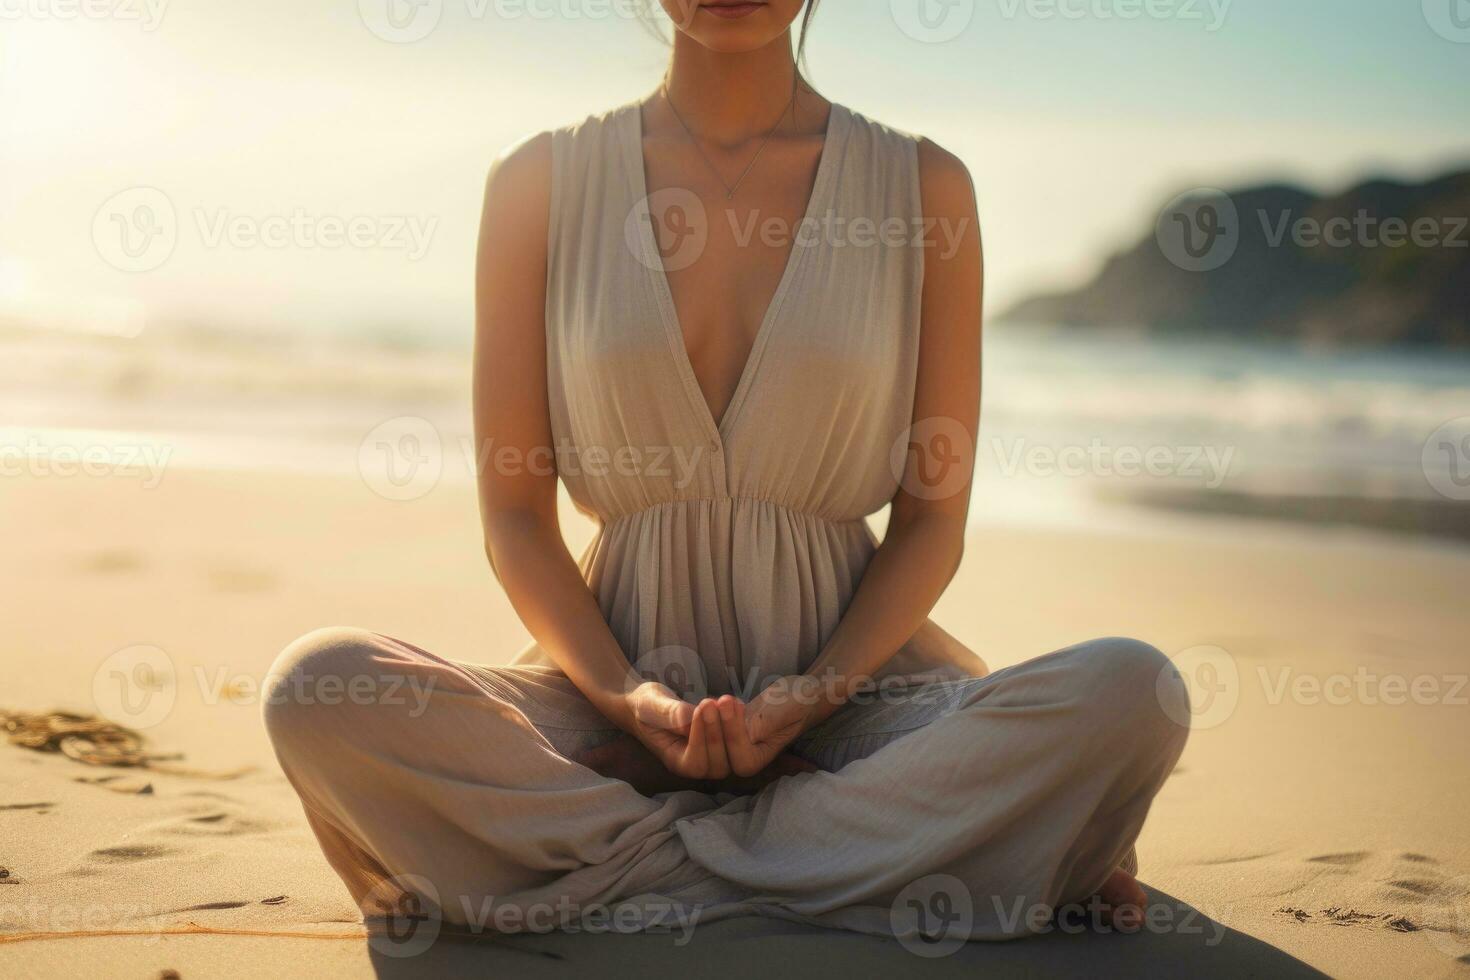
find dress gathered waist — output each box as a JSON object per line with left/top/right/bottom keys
{"left": 596, "top": 496, "right": 872, "bottom": 529}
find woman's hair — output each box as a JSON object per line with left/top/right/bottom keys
{"left": 794, "top": 0, "right": 822, "bottom": 68}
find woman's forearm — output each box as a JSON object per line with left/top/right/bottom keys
{"left": 803, "top": 510, "right": 967, "bottom": 723}
{"left": 483, "top": 509, "right": 639, "bottom": 731}
{"left": 800, "top": 136, "right": 983, "bottom": 725}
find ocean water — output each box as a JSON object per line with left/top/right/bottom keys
{"left": 975, "top": 326, "right": 1470, "bottom": 531}
{"left": 3, "top": 320, "right": 1467, "bottom": 537}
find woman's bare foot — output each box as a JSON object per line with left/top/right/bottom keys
{"left": 1095, "top": 866, "right": 1148, "bottom": 931}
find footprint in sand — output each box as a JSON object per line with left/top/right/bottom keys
{"left": 205, "top": 563, "right": 278, "bottom": 594}
{"left": 1275, "top": 906, "right": 1420, "bottom": 932}
{"left": 79, "top": 549, "right": 144, "bottom": 574}
{"left": 154, "top": 803, "right": 272, "bottom": 837}
{"left": 1278, "top": 849, "right": 1470, "bottom": 948}
{"left": 161, "top": 896, "right": 289, "bottom": 914}
{"left": 75, "top": 775, "right": 154, "bottom": 795}
{"left": 1197, "top": 850, "right": 1280, "bottom": 866}
{"left": 1386, "top": 878, "right": 1443, "bottom": 899}
{"left": 88, "top": 843, "right": 173, "bottom": 863}
{"left": 1306, "top": 851, "right": 1370, "bottom": 866}
{"left": 165, "top": 900, "right": 253, "bottom": 913}
{"left": 0, "top": 801, "right": 56, "bottom": 813}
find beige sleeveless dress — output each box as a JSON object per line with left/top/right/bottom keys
{"left": 515, "top": 100, "right": 985, "bottom": 691}
{"left": 262, "top": 102, "right": 1188, "bottom": 944}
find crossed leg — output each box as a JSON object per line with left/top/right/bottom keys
{"left": 263, "top": 629, "right": 1187, "bottom": 939}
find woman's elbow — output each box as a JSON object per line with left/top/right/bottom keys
{"left": 480, "top": 507, "right": 551, "bottom": 585}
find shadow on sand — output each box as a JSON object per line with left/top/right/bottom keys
{"left": 366, "top": 887, "right": 1324, "bottom": 979}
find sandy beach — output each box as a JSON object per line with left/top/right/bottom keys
{"left": 3, "top": 465, "right": 1469, "bottom": 978}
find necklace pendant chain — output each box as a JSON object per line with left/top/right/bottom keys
{"left": 663, "top": 85, "right": 796, "bottom": 202}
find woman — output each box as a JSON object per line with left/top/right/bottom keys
{"left": 264, "top": 0, "right": 1188, "bottom": 943}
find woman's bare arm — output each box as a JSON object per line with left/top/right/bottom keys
{"left": 801, "top": 137, "right": 983, "bottom": 721}
{"left": 476, "top": 136, "right": 742, "bottom": 780}
{"left": 473, "top": 134, "right": 647, "bottom": 728}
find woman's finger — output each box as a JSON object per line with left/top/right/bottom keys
{"left": 681, "top": 700, "right": 711, "bottom": 778}
{"left": 721, "top": 698, "right": 762, "bottom": 777}
{"left": 661, "top": 691, "right": 695, "bottom": 735}
{"left": 700, "top": 700, "right": 731, "bottom": 780}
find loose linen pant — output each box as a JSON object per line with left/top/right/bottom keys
{"left": 262, "top": 629, "right": 1188, "bottom": 941}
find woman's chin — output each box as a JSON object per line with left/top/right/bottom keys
{"left": 685, "top": 29, "right": 783, "bottom": 54}
{"left": 680, "top": 6, "right": 786, "bottom": 53}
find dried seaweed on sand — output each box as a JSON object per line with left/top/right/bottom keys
{"left": 1, "top": 709, "right": 252, "bottom": 779}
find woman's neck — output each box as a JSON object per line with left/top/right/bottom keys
{"left": 662, "top": 32, "right": 803, "bottom": 146}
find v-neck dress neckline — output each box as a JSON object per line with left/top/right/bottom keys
{"left": 527, "top": 102, "right": 977, "bottom": 688}
{"left": 621, "top": 101, "right": 852, "bottom": 446}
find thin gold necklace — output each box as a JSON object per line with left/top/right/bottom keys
{"left": 661, "top": 85, "right": 797, "bottom": 202}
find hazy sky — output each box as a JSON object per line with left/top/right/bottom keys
{"left": 2, "top": 0, "right": 1467, "bottom": 342}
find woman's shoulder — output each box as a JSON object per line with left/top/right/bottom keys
{"left": 838, "top": 103, "right": 919, "bottom": 148}
{"left": 487, "top": 100, "right": 638, "bottom": 184}
{"left": 842, "top": 105, "right": 970, "bottom": 180}
{"left": 833, "top": 104, "right": 974, "bottom": 215}
{"left": 493, "top": 102, "right": 647, "bottom": 206}
{"left": 523, "top": 101, "right": 640, "bottom": 161}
